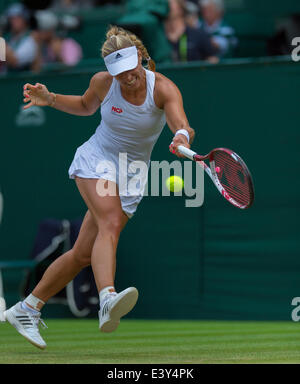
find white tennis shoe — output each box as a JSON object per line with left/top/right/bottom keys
{"left": 4, "top": 302, "right": 47, "bottom": 349}
{"left": 99, "top": 287, "right": 138, "bottom": 333}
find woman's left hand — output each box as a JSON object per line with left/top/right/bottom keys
{"left": 169, "top": 134, "right": 190, "bottom": 158}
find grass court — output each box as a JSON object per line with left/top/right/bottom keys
{"left": 0, "top": 319, "right": 299, "bottom": 364}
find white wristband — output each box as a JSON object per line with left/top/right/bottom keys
{"left": 175, "top": 129, "right": 190, "bottom": 143}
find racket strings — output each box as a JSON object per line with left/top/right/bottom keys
{"left": 213, "top": 151, "right": 252, "bottom": 206}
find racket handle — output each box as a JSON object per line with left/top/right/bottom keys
{"left": 177, "top": 145, "right": 197, "bottom": 160}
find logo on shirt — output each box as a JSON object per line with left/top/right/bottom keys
{"left": 111, "top": 106, "right": 123, "bottom": 114}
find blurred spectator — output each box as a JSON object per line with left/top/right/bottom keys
{"left": 117, "top": 0, "right": 171, "bottom": 63}
{"left": 32, "top": 10, "right": 83, "bottom": 72}
{"left": 3, "top": 3, "right": 38, "bottom": 72}
{"left": 165, "top": 0, "right": 218, "bottom": 63}
{"left": 198, "top": 0, "right": 237, "bottom": 58}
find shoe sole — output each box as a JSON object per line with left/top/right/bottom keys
{"left": 100, "top": 287, "right": 138, "bottom": 333}
{"left": 4, "top": 310, "right": 46, "bottom": 350}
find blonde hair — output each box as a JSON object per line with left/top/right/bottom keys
{"left": 101, "top": 25, "right": 156, "bottom": 72}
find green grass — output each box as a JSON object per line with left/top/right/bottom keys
{"left": 0, "top": 319, "right": 300, "bottom": 364}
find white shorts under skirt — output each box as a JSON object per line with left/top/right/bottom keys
{"left": 68, "top": 140, "right": 144, "bottom": 219}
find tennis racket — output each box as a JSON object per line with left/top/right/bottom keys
{"left": 177, "top": 145, "right": 254, "bottom": 209}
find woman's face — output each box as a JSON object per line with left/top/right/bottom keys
{"left": 201, "top": 4, "right": 222, "bottom": 25}
{"left": 9, "top": 15, "right": 27, "bottom": 33}
{"left": 115, "top": 51, "right": 145, "bottom": 91}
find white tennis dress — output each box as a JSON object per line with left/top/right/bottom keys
{"left": 68, "top": 68, "right": 166, "bottom": 217}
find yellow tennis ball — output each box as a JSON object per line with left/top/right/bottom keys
{"left": 165, "top": 175, "right": 184, "bottom": 192}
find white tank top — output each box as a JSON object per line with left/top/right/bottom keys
{"left": 89, "top": 68, "right": 166, "bottom": 167}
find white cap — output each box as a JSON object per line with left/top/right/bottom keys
{"left": 104, "top": 46, "right": 138, "bottom": 76}
{"left": 35, "top": 10, "right": 58, "bottom": 31}
{"left": 7, "top": 3, "right": 30, "bottom": 20}
{"left": 199, "top": 0, "right": 224, "bottom": 11}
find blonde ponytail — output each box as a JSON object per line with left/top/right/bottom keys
{"left": 101, "top": 25, "right": 156, "bottom": 72}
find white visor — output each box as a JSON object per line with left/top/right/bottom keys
{"left": 104, "top": 46, "right": 138, "bottom": 76}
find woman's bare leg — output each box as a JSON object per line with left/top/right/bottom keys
{"left": 28, "top": 177, "right": 128, "bottom": 309}
{"left": 6, "top": 177, "right": 132, "bottom": 344}
{"left": 75, "top": 177, "right": 128, "bottom": 292}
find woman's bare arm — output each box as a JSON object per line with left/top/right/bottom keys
{"left": 154, "top": 73, "right": 195, "bottom": 157}
{"left": 23, "top": 72, "right": 112, "bottom": 116}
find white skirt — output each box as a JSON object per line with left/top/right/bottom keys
{"left": 68, "top": 138, "right": 144, "bottom": 219}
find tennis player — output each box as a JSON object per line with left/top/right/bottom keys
{"left": 3, "top": 26, "right": 195, "bottom": 349}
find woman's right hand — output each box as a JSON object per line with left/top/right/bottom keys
{"left": 23, "top": 83, "right": 55, "bottom": 110}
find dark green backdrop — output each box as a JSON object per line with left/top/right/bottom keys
{"left": 0, "top": 57, "right": 299, "bottom": 320}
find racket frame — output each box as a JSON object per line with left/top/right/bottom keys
{"left": 178, "top": 145, "right": 254, "bottom": 209}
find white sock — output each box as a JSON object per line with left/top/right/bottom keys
{"left": 23, "top": 294, "right": 45, "bottom": 312}
{"left": 99, "top": 286, "right": 116, "bottom": 306}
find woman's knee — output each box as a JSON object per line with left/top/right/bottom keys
{"left": 97, "top": 214, "right": 125, "bottom": 240}
{"left": 71, "top": 247, "right": 91, "bottom": 268}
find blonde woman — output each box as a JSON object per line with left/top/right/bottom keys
{"left": 3, "top": 26, "right": 195, "bottom": 349}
